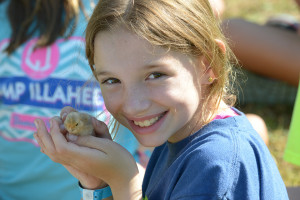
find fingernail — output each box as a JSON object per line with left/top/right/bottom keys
{"left": 59, "top": 124, "right": 65, "bottom": 130}
{"left": 34, "top": 120, "right": 39, "bottom": 129}
{"left": 62, "top": 113, "right": 67, "bottom": 120}
{"left": 67, "top": 133, "right": 78, "bottom": 142}
{"left": 93, "top": 117, "right": 100, "bottom": 127}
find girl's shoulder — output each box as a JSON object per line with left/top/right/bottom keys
{"left": 145, "top": 109, "right": 288, "bottom": 199}
{"left": 172, "top": 112, "right": 286, "bottom": 199}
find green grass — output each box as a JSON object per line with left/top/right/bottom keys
{"left": 223, "top": 0, "right": 300, "bottom": 186}
{"left": 224, "top": 0, "right": 299, "bottom": 24}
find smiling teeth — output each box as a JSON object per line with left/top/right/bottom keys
{"left": 134, "top": 116, "right": 159, "bottom": 127}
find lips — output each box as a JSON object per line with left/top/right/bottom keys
{"left": 127, "top": 111, "right": 168, "bottom": 135}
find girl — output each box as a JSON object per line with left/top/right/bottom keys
{"left": 34, "top": 0, "right": 289, "bottom": 199}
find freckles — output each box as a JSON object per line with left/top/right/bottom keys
{"left": 163, "top": 85, "right": 185, "bottom": 101}
{"left": 104, "top": 97, "right": 120, "bottom": 114}
{"left": 101, "top": 86, "right": 124, "bottom": 113}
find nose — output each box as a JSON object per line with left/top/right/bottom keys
{"left": 122, "top": 85, "right": 151, "bottom": 117}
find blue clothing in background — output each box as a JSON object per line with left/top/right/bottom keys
{"left": 0, "top": 0, "right": 138, "bottom": 199}
{"left": 142, "top": 108, "right": 288, "bottom": 200}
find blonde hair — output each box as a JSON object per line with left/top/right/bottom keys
{"left": 86, "top": 0, "right": 236, "bottom": 127}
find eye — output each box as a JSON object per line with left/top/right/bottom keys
{"left": 147, "top": 72, "right": 165, "bottom": 80}
{"left": 101, "top": 78, "right": 121, "bottom": 85}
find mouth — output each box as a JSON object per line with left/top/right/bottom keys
{"left": 132, "top": 112, "right": 166, "bottom": 127}
{"left": 127, "top": 111, "right": 168, "bottom": 134}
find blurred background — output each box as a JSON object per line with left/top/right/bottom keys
{"left": 223, "top": 0, "right": 299, "bottom": 186}
{"left": 223, "top": 0, "right": 299, "bottom": 23}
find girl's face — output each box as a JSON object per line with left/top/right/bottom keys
{"left": 94, "top": 27, "right": 210, "bottom": 147}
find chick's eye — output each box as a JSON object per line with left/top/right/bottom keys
{"left": 101, "top": 78, "right": 120, "bottom": 85}
{"left": 147, "top": 72, "right": 165, "bottom": 80}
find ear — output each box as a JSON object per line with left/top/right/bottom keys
{"left": 215, "top": 39, "right": 226, "bottom": 54}
{"left": 200, "top": 56, "right": 216, "bottom": 85}
{"left": 200, "top": 39, "right": 226, "bottom": 84}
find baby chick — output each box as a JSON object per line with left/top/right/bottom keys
{"left": 64, "top": 112, "right": 94, "bottom": 136}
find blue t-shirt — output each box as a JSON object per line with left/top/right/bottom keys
{"left": 142, "top": 108, "right": 288, "bottom": 200}
{"left": 0, "top": 1, "right": 138, "bottom": 199}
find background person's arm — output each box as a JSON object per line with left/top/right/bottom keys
{"left": 222, "top": 18, "right": 300, "bottom": 86}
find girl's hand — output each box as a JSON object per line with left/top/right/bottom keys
{"left": 34, "top": 107, "right": 108, "bottom": 189}
{"left": 34, "top": 107, "right": 143, "bottom": 199}
{"left": 60, "top": 106, "right": 111, "bottom": 189}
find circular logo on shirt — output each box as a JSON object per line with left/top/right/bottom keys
{"left": 21, "top": 38, "right": 59, "bottom": 80}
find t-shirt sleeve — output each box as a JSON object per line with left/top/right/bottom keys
{"left": 170, "top": 134, "right": 238, "bottom": 200}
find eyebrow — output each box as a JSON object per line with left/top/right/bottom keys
{"left": 95, "top": 62, "right": 168, "bottom": 77}
{"left": 95, "top": 70, "right": 110, "bottom": 77}
{"left": 145, "top": 63, "right": 167, "bottom": 70}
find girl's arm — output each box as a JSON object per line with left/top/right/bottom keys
{"left": 34, "top": 107, "right": 143, "bottom": 200}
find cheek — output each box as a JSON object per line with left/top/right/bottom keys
{"left": 161, "top": 78, "right": 200, "bottom": 106}
{"left": 101, "top": 90, "right": 122, "bottom": 115}
{"left": 168, "top": 80, "right": 201, "bottom": 118}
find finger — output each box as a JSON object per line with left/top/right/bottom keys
{"left": 52, "top": 116, "right": 67, "bottom": 135}
{"left": 50, "top": 118, "right": 69, "bottom": 145}
{"left": 50, "top": 119, "right": 99, "bottom": 158}
{"left": 34, "top": 119, "right": 56, "bottom": 152}
{"left": 92, "top": 117, "right": 112, "bottom": 140}
{"left": 37, "top": 117, "right": 108, "bottom": 171}
{"left": 66, "top": 133, "right": 113, "bottom": 154}
{"left": 52, "top": 116, "right": 63, "bottom": 125}
{"left": 33, "top": 132, "right": 45, "bottom": 149}
{"left": 33, "top": 132, "right": 46, "bottom": 154}
{"left": 60, "top": 106, "right": 77, "bottom": 121}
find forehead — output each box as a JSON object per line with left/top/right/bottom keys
{"left": 94, "top": 27, "right": 167, "bottom": 66}
{"left": 93, "top": 26, "right": 201, "bottom": 74}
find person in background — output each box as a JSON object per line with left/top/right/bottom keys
{"left": 35, "top": 0, "right": 288, "bottom": 199}
{"left": 0, "top": 0, "right": 140, "bottom": 199}
{"left": 221, "top": 0, "right": 300, "bottom": 87}
{"left": 217, "top": 0, "right": 300, "bottom": 145}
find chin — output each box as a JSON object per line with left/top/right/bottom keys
{"left": 135, "top": 135, "right": 166, "bottom": 148}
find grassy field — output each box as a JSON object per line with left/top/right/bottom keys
{"left": 223, "top": 0, "right": 300, "bottom": 186}
{"left": 224, "top": 0, "right": 299, "bottom": 24}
